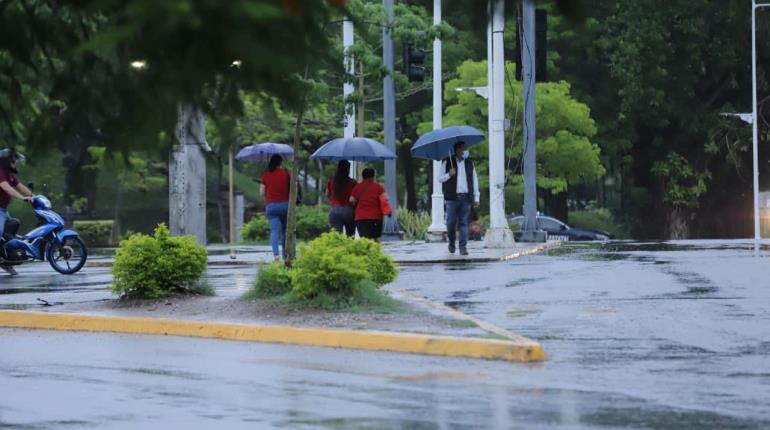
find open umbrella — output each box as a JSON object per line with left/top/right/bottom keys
{"left": 310, "top": 137, "right": 396, "bottom": 161}
{"left": 410, "top": 125, "right": 485, "bottom": 161}
{"left": 235, "top": 143, "right": 294, "bottom": 163}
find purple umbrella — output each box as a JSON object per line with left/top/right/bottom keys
{"left": 235, "top": 143, "right": 294, "bottom": 163}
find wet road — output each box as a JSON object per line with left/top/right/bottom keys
{"left": 1, "top": 240, "right": 769, "bottom": 428}
{"left": 0, "top": 263, "right": 256, "bottom": 309}
{"left": 396, "top": 240, "right": 770, "bottom": 428}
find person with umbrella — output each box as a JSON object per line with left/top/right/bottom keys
{"left": 260, "top": 154, "right": 291, "bottom": 261}
{"left": 349, "top": 168, "right": 391, "bottom": 242}
{"left": 311, "top": 136, "right": 396, "bottom": 241}
{"left": 439, "top": 142, "right": 480, "bottom": 255}
{"left": 325, "top": 160, "right": 357, "bottom": 237}
{"left": 411, "top": 126, "right": 484, "bottom": 255}
{"left": 236, "top": 143, "right": 295, "bottom": 261}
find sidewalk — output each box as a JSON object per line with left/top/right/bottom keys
{"left": 86, "top": 240, "right": 561, "bottom": 268}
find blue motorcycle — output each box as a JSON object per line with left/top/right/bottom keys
{"left": 1, "top": 195, "right": 88, "bottom": 274}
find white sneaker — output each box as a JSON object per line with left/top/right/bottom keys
{"left": 1, "top": 264, "right": 18, "bottom": 276}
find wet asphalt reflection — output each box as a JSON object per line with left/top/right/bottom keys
{"left": 0, "top": 240, "right": 769, "bottom": 429}
{"left": 394, "top": 240, "right": 770, "bottom": 428}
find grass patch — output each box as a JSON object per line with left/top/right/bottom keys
{"left": 244, "top": 280, "right": 404, "bottom": 313}
{"left": 187, "top": 281, "right": 216, "bottom": 296}
{"left": 481, "top": 333, "right": 512, "bottom": 341}
{"left": 449, "top": 319, "right": 479, "bottom": 329}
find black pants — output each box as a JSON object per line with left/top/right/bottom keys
{"left": 356, "top": 219, "right": 383, "bottom": 240}
{"left": 329, "top": 206, "right": 355, "bottom": 237}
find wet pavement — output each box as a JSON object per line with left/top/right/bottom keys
{"left": 1, "top": 240, "right": 770, "bottom": 428}
{"left": 394, "top": 240, "right": 770, "bottom": 428}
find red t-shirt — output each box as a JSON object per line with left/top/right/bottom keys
{"left": 0, "top": 166, "right": 19, "bottom": 209}
{"left": 351, "top": 179, "right": 385, "bottom": 221}
{"left": 326, "top": 177, "right": 357, "bottom": 207}
{"left": 260, "top": 168, "right": 290, "bottom": 206}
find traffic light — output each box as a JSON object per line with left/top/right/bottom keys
{"left": 515, "top": 9, "right": 547, "bottom": 82}
{"left": 403, "top": 44, "right": 426, "bottom": 82}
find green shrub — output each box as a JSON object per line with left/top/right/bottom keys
{"left": 246, "top": 262, "right": 292, "bottom": 299}
{"left": 111, "top": 224, "right": 208, "bottom": 299}
{"left": 296, "top": 205, "right": 330, "bottom": 239}
{"left": 290, "top": 231, "right": 397, "bottom": 300}
{"left": 241, "top": 214, "right": 270, "bottom": 242}
{"left": 241, "top": 206, "right": 329, "bottom": 242}
{"left": 397, "top": 208, "right": 431, "bottom": 241}
{"left": 346, "top": 236, "right": 398, "bottom": 285}
{"left": 568, "top": 208, "right": 626, "bottom": 239}
{"left": 74, "top": 220, "right": 114, "bottom": 247}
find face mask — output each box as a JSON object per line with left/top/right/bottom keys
{"left": 462, "top": 150, "right": 470, "bottom": 159}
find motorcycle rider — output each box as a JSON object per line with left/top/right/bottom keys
{"left": 0, "top": 148, "right": 33, "bottom": 275}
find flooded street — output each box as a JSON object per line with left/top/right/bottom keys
{"left": 1, "top": 240, "right": 769, "bottom": 428}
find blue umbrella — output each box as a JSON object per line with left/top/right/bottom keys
{"left": 235, "top": 143, "right": 294, "bottom": 163}
{"left": 411, "top": 125, "right": 485, "bottom": 161}
{"left": 310, "top": 137, "right": 396, "bottom": 161}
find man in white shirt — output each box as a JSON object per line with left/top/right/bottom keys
{"left": 439, "top": 142, "right": 479, "bottom": 255}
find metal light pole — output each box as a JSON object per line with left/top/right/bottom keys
{"left": 483, "top": 0, "right": 515, "bottom": 248}
{"left": 751, "top": 0, "right": 770, "bottom": 254}
{"left": 518, "top": 0, "right": 546, "bottom": 243}
{"left": 383, "top": 0, "right": 399, "bottom": 236}
{"left": 343, "top": 17, "right": 357, "bottom": 178}
{"left": 427, "top": 0, "right": 447, "bottom": 241}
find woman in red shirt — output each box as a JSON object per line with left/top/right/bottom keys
{"left": 349, "top": 167, "right": 389, "bottom": 241}
{"left": 325, "top": 160, "right": 357, "bottom": 237}
{"left": 260, "top": 155, "right": 290, "bottom": 260}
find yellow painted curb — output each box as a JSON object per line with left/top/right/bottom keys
{"left": 0, "top": 311, "right": 545, "bottom": 362}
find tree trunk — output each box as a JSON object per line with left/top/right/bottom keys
{"left": 543, "top": 189, "right": 568, "bottom": 223}
{"left": 216, "top": 154, "right": 227, "bottom": 243}
{"left": 399, "top": 141, "right": 417, "bottom": 211}
{"left": 62, "top": 135, "right": 98, "bottom": 214}
{"left": 316, "top": 159, "right": 323, "bottom": 207}
{"left": 111, "top": 173, "right": 125, "bottom": 243}
{"left": 285, "top": 82, "right": 308, "bottom": 265}
{"left": 666, "top": 206, "right": 690, "bottom": 240}
{"left": 302, "top": 160, "right": 308, "bottom": 204}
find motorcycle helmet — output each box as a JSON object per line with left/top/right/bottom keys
{"left": 0, "top": 148, "right": 25, "bottom": 171}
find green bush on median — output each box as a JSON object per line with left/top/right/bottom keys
{"left": 241, "top": 213, "right": 270, "bottom": 242}
{"left": 247, "top": 262, "right": 292, "bottom": 299}
{"left": 246, "top": 231, "right": 398, "bottom": 309}
{"left": 111, "top": 223, "right": 208, "bottom": 299}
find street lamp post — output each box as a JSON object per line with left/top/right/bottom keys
{"left": 427, "top": 0, "right": 447, "bottom": 242}
{"left": 752, "top": 0, "right": 770, "bottom": 254}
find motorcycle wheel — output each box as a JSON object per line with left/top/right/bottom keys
{"left": 46, "top": 236, "right": 88, "bottom": 275}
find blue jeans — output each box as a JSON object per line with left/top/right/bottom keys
{"left": 446, "top": 195, "right": 471, "bottom": 249}
{"left": 329, "top": 206, "right": 355, "bottom": 237}
{"left": 0, "top": 208, "right": 9, "bottom": 240}
{"left": 266, "top": 202, "right": 288, "bottom": 257}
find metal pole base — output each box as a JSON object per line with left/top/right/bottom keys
{"left": 381, "top": 231, "right": 404, "bottom": 242}
{"left": 426, "top": 230, "right": 446, "bottom": 242}
{"left": 483, "top": 227, "right": 516, "bottom": 248}
{"left": 519, "top": 230, "right": 547, "bottom": 243}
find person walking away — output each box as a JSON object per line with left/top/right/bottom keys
{"left": 439, "top": 142, "right": 479, "bottom": 255}
{"left": 326, "top": 160, "right": 357, "bottom": 237}
{"left": 0, "top": 149, "right": 33, "bottom": 275}
{"left": 350, "top": 168, "right": 389, "bottom": 242}
{"left": 260, "top": 155, "right": 290, "bottom": 261}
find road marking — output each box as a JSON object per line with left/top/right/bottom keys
{"left": 0, "top": 311, "right": 545, "bottom": 362}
